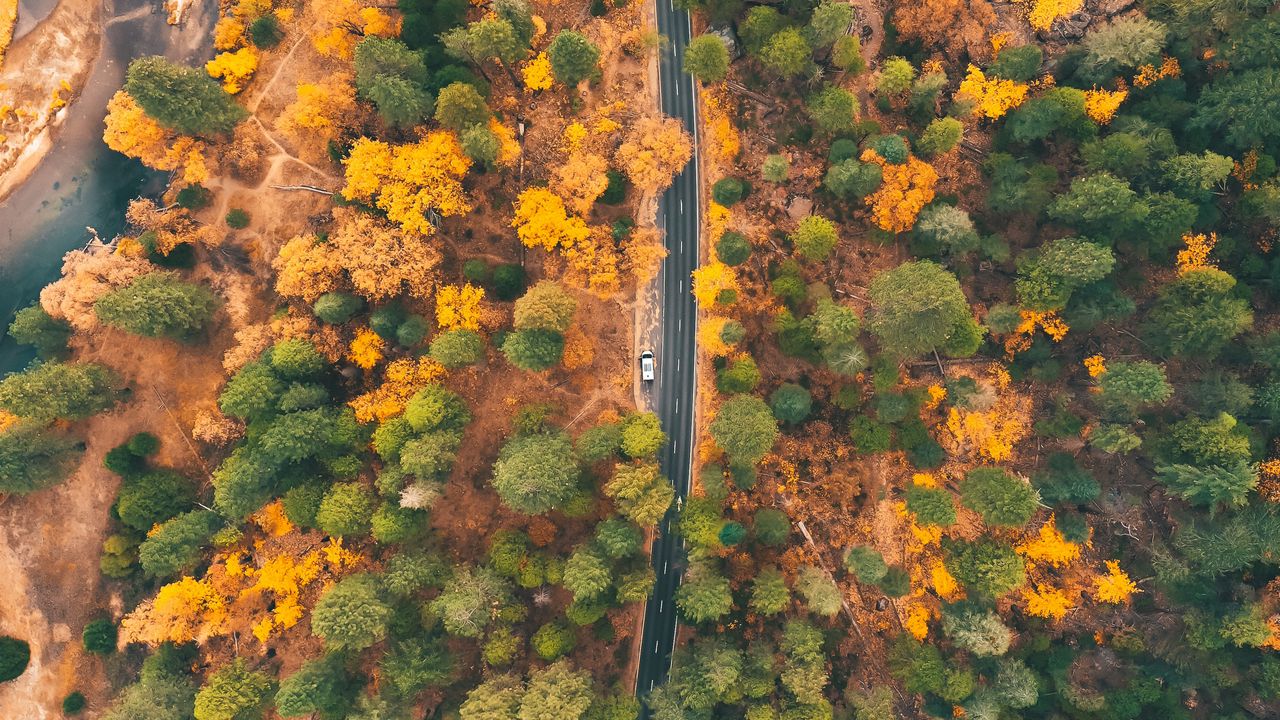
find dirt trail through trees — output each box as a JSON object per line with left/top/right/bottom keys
{"left": 0, "top": 402, "right": 175, "bottom": 717}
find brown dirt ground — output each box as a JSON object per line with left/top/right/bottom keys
{"left": 0, "top": 328, "right": 223, "bottom": 717}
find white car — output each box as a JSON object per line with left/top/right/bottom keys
{"left": 640, "top": 350, "right": 655, "bottom": 382}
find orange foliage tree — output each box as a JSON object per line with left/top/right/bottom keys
{"left": 861, "top": 150, "right": 938, "bottom": 234}
{"left": 310, "top": 0, "right": 398, "bottom": 58}
{"left": 623, "top": 226, "right": 668, "bottom": 287}
{"left": 121, "top": 533, "right": 364, "bottom": 647}
{"left": 892, "top": 0, "right": 996, "bottom": 60}
{"left": 348, "top": 327, "right": 385, "bottom": 370}
{"left": 1177, "top": 231, "right": 1218, "bottom": 274}
{"left": 103, "top": 91, "right": 210, "bottom": 184}
{"left": 39, "top": 249, "right": 152, "bottom": 332}
{"left": 957, "top": 65, "right": 1030, "bottom": 120}
{"left": 615, "top": 115, "right": 694, "bottom": 193}
{"left": 551, "top": 152, "right": 610, "bottom": 215}
{"left": 349, "top": 356, "right": 446, "bottom": 423}
{"left": 342, "top": 134, "right": 473, "bottom": 237}
{"left": 273, "top": 208, "right": 443, "bottom": 302}
{"left": 436, "top": 284, "right": 485, "bottom": 331}
{"left": 276, "top": 74, "right": 359, "bottom": 148}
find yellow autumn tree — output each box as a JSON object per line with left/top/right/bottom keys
{"left": 436, "top": 284, "right": 485, "bottom": 331}
{"left": 511, "top": 188, "right": 592, "bottom": 251}
{"left": 957, "top": 65, "right": 1030, "bottom": 120}
{"left": 120, "top": 576, "right": 229, "bottom": 646}
{"left": 1019, "top": 0, "right": 1082, "bottom": 30}
{"left": 273, "top": 209, "right": 442, "bottom": 302}
{"left": 103, "top": 91, "right": 210, "bottom": 184}
{"left": 522, "top": 52, "right": 554, "bottom": 91}
{"left": 699, "top": 316, "right": 739, "bottom": 356}
{"left": 311, "top": 0, "right": 398, "bottom": 58}
{"left": 1023, "top": 583, "right": 1073, "bottom": 620}
{"left": 862, "top": 150, "right": 938, "bottom": 234}
{"left": 213, "top": 17, "right": 247, "bottom": 50}
{"left": 276, "top": 74, "right": 358, "bottom": 147}
{"left": 623, "top": 226, "right": 668, "bottom": 286}
{"left": 348, "top": 328, "right": 385, "bottom": 370}
{"left": 1084, "top": 354, "right": 1107, "bottom": 377}
{"left": 930, "top": 560, "right": 963, "bottom": 600}
{"left": 1095, "top": 560, "right": 1139, "bottom": 603}
{"left": 206, "top": 47, "right": 259, "bottom": 94}
{"left": 1084, "top": 87, "right": 1127, "bottom": 124}
{"left": 692, "top": 262, "right": 739, "bottom": 306}
{"left": 1017, "top": 516, "right": 1082, "bottom": 567}
{"left": 489, "top": 118, "right": 522, "bottom": 168}
{"left": 551, "top": 152, "right": 611, "bottom": 215}
{"left": 342, "top": 134, "right": 473, "bottom": 237}
{"left": 615, "top": 115, "right": 694, "bottom": 193}
{"left": 348, "top": 356, "right": 446, "bottom": 422}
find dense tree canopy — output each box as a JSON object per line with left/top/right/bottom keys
{"left": 867, "top": 261, "right": 979, "bottom": 359}
{"left": 125, "top": 56, "right": 247, "bottom": 135}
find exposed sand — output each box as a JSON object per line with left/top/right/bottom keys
{"left": 0, "top": 0, "right": 100, "bottom": 202}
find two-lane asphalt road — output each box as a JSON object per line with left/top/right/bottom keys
{"left": 636, "top": 0, "right": 700, "bottom": 709}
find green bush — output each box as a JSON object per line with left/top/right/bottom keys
{"left": 370, "top": 304, "right": 407, "bottom": 340}
{"left": 313, "top": 292, "right": 364, "bottom": 324}
{"left": 62, "top": 691, "right": 86, "bottom": 715}
{"left": 176, "top": 185, "right": 212, "bottom": 210}
{"left": 712, "top": 177, "right": 747, "bottom": 206}
{"left": 845, "top": 545, "right": 888, "bottom": 583}
{"left": 492, "top": 264, "right": 527, "bottom": 301}
{"left": 753, "top": 508, "right": 791, "bottom": 546}
{"left": 600, "top": 170, "right": 627, "bottom": 204}
{"left": 849, "top": 416, "right": 891, "bottom": 453}
{"left": 225, "top": 209, "right": 250, "bottom": 229}
{"left": 248, "top": 15, "right": 282, "bottom": 47}
{"left": 716, "top": 231, "right": 751, "bottom": 265}
{"left": 116, "top": 470, "right": 195, "bottom": 532}
{"left": 462, "top": 258, "right": 490, "bottom": 283}
{"left": 904, "top": 484, "right": 956, "bottom": 526}
{"left": 395, "top": 315, "right": 430, "bottom": 346}
{"left": 878, "top": 566, "right": 911, "bottom": 597}
{"left": 82, "top": 619, "right": 118, "bottom": 654}
{"left": 959, "top": 467, "right": 1039, "bottom": 528}
{"left": 0, "top": 636, "right": 30, "bottom": 682}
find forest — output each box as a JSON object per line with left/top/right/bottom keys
{"left": 0, "top": 0, "right": 1278, "bottom": 714}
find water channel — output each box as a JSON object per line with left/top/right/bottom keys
{"left": 0, "top": 0, "right": 215, "bottom": 371}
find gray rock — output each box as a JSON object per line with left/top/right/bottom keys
{"left": 786, "top": 195, "right": 814, "bottom": 222}
{"left": 1090, "top": 0, "right": 1136, "bottom": 17}
{"left": 708, "top": 24, "right": 742, "bottom": 59}
{"left": 1046, "top": 11, "right": 1091, "bottom": 39}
